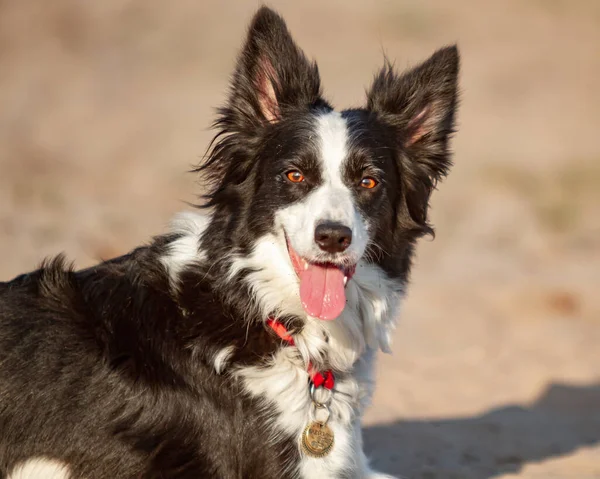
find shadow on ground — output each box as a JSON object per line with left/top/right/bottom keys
{"left": 364, "top": 382, "right": 600, "bottom": 479}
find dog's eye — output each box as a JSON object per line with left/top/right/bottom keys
{"left": 286, "top": 170, "right": 305, "bottom": 183}
{"left": 360, "top": 177, "right": 378, "bottom": 189}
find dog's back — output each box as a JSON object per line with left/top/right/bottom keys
{"left": 0, "top": 254, "right": 149, "bottom": 477}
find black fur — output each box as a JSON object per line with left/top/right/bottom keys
{"left": 0, "top": 6, "right": 459, "bottom": 478}
{"left": 0, "top": 248, "right": 297, "bottom": 478}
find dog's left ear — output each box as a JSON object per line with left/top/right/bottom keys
{"left": 224, "top": 7, "right": 323, "bottom": 131}
{"left": 367, "top": 46, "right": 460, "bottom": 186}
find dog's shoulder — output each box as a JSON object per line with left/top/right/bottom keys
{"left": 0, "top": 241, "right": 159, "bottom": 310}
{"left": 0, "top": 254, "right": 79, "bottom": 323}
{"left": 0, "top": 238, "right": 178, "bottom": 355}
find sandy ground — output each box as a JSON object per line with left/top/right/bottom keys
{"left": 1, "top": 1, "right": 599, "bottom": 477}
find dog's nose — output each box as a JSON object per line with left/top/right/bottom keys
{"left": 314, "top": 222, "right": 352, "bottom": 254}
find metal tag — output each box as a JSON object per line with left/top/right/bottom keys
{"left": 300, "top": 421, "right": 335, "bottom": 458}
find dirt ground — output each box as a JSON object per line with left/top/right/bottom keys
{"left": 1, "top": 1, "right": 599, "bottom": 478}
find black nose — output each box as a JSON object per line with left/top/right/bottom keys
{"left": 314, "top": 222, "right": 353, "bottom": 254}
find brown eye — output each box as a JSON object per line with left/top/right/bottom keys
{"left": 360, "top": 177, "right": 378, "bottom": 189}
{"left": 286, "top": 170, "right": 305, "bottom": 183}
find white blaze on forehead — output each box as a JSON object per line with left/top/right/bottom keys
{"left": 316, "top": 110, "right": 349, "bottom": 189}
{"left": 311, "top": 110, "right": 357, "bottom": 227}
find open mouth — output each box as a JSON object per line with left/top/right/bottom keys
{"left": 286, "top": 235, "right": 356, "bottom": 321}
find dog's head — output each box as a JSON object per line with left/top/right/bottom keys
{"left": 199, "top": 7, "right": 459, "bottom": 323}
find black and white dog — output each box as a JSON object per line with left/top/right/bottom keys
{"left": 0, "top": 7, "right": 459, "bottom": 479}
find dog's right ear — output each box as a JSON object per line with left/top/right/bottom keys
{"left": 366, "top": 47, "right": 459, "bottom": 236}
{"left": 222, "top": 7, "right": 323, "bottom": 131}
{"left": 367, "top": 46, "right": 460, "bottom": 186}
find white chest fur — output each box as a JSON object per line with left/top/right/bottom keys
{"left": 236, "top": 262, "right": 403, "bottom": 479}
{"left": 238, "top": 344, "right": 376, "bottom": 478}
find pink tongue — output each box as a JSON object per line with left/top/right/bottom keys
{"left": 299, "top": 263, "right": 347, "bottom": 320}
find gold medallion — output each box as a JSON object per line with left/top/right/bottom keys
{"left": 300, "top": 421, "right": 335, "bottom": 458}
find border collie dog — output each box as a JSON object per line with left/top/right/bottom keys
{"left": 0, "top": 7, "right": 459, "bottom": 479}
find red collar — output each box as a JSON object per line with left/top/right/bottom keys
{"left": 267, "top": 318, "right": 335, "bottom": 390}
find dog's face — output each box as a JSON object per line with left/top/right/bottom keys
{"left": 199, "top": 8, "right": 458, "bottom": 322}
{"left": 260, "top": 109, "right": 404, "bottom": 320}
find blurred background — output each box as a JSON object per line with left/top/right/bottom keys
{"left": 1, "top": 1, "right": 599, "bottom": 477}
